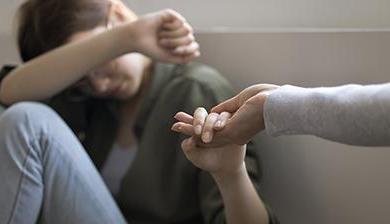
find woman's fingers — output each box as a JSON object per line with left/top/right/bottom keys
{"left": 201, "top": 113, "right": 219, "bottom": 143}
{"left": 157, "top": 13, "right": 198, "bottom": 61}
{"left": 172, "top": 112, "right": 194, "bottom": 136}
{"left": 214, "top": 112, "right": 231, "bottom": 131}
{"left": 193, "top": 107, "right": 208, "bottom": 135}
{"left": 173, "top": 109, "right": 232, "bottom": 144}
{"left": 159, "top": 22, "right": 193, "bottom": 38}
{"left": 160, "top": 34, "right": 195, "bottom": 49}
{"left": 162, "top": 18, "right": 185, "bottom": 31}
{"left": 160, "top": 9, "right": 186, "bottom": 26}
{"left": 173, "top": 42, "right": 199, "bottom": 55}
{"left": 174, "top": 112, "right": 193, "bottom": 124}
{"left": 171, "top": 122, "right": 194, "bottom": 136}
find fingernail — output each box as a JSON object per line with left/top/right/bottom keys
{"left": 215, "top": 120, "right": 222, "bottom": 128}
{"left": 171, "top": 124, "right": 181, "bottom": 132}
{"left": 195, "top": 125, "right": 202, "bottom": 135}
{"left": 175, "top": 46, "right": 185, "bottom": 53}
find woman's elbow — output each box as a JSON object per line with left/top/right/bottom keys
{"left": 0, "top": 82, "right": 16, "bottom": 106}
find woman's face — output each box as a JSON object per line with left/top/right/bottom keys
{"left": 68, "top": 26, "right": 148, "bottom": 100}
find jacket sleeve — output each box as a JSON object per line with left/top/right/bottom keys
{"left": 171, "top": 63, "right": 279, "bottom": 224}
{"left": 265, "top": 83, "right": 390, "bottom": 146}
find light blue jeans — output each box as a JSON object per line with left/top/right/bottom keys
{"left": 0, "top": 102, "right": 127, "bottom": 224}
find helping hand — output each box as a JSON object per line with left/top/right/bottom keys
{"left": 211, "top": 84, "right": 279, "bottom": 145}
{"left": 173, "top": 84, "right": 279, "bottom": 145}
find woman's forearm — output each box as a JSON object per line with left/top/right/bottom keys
{"left": 212, "top": 164, "right": 269, "bottom": 224}
{"left": 0, "top": 25, "right": 132, "bottom": 105}
{"left": 264, "top": 83, "right": 390, "bottom": 146}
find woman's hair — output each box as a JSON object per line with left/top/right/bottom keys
{"left": 17, "top": 0, "right": 111, "bottom": 62}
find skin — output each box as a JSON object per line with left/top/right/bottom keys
{"left": 0, "top": 1, "right": 200, "bottom": 148}
{"left": 172, "top": 84, "right": 280, "bottom": 147}
{"left": 0, "top": 0, "right": 199, "bottom": 105}
{"left": 171, "top": 111, "right": 269, "bottom": 224}
{"left": 171, "top": 85, "right": 283, "bottom": 223}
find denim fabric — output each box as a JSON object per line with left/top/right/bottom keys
{"left": 0, "top": 104, "right": 5, "bottom": 115}
{"left": 0, "top": 102, "right": 126, "bottom": 224}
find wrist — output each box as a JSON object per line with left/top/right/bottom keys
{"left": 211, "top": 163, "right": 248, "bottom": 187}
{"left": 115, "top": 23, "right": 137, "bottom": 55}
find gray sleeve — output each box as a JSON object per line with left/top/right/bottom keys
{"left": 264, "top": 83, "right": 390, "bottom": 146}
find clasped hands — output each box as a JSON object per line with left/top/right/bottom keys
{"left": 171, "top": 84, "right": 278, "bottom": 176}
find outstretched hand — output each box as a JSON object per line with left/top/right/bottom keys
{"left": 173, "top": 84, "right": 279, "bottom": 145}
{"left": 127, "top": 9, "right": 200, "bottom": 64}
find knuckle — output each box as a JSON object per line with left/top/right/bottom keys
{"left": 164, "top": 8, "right": 175, "bottom": 14}
{"left": 184, "top": 23, "right": 193, "bottom": 33}
{"left": 209, "top": 112, "right": 219, "bottom": 119}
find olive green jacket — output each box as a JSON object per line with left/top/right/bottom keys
{"left": 0, "top": 63, "right": 278, "bottom": 224}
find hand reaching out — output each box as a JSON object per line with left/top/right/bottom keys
{"left": 178, "top": 84, "right": 279, "bottom": 145}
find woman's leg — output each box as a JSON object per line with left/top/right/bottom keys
{"left": 0, "top": 102, "right": 126, "bottom": 224}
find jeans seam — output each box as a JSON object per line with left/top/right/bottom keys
{"left": 7, "top": 138, "right": 36, "bottom": 224}
{"left": 44, "top": 134, "right": 124, "bottom": 223}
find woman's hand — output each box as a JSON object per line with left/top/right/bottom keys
{"left": 172, "top": 111, "right": 246, "bottom": 177}
{"left": 175, "top": 84, "right": 280, "bottom": 146}
{"left": 172, "top": 110, "right": 233, "bottom": 146}
{"left": 172, "top": 110, "right": 270, "bottom": 224}
{"left": 123, "top": 9, "right": 200, "bottom": 64}
{"left": 180, "top": 136, "right": 246, "bottom": 177}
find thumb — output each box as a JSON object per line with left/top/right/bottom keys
{"left": 211, "top": 95, "right": 240, "bottom": 114}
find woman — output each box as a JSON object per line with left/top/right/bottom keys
{"left": 0, "top": 0, "right": 275, "bottom": 223}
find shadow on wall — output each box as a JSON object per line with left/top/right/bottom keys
{"left": 257, "top": 133, "right": 390, "bottom": 224}
{"left": 0, "top": 35, "right": 20, "bottom": 65}
{"left": 196, "top": 31, "right": 390, "bottom": 89}
{"left": 195, "top": 31, "right": 390, "bottom": 224}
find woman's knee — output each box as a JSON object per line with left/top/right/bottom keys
{"left": 0, "top": 102, "right": 61, "bottom": 131}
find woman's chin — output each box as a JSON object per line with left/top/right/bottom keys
{"left": 113, "top": 88, "right": 137, "bottom": 100}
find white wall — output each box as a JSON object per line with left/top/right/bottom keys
{"left": 126, "top": 0, "right": 390, "bottom": 30}
{"left": 1, "top": 1, "right": 390, "bottom": 224}
{"left": 2, "top": 0, "right": 390, "bottom": 35}
{"left": 196, "top": 31, "right": 390, "bottom": 224}
{"left": 0, "top": 0, "right": 22, "bottom": 35}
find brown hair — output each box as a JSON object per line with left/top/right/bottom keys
{"left": 17, "top": 0, "right": 110, "bottom": 62}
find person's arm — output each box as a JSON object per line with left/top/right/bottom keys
{"left": 211, "top": 82, "right": 390, "bottom": 146}
{"left": 0, "top": 26, "right": 127, "bottom": 105}
{"left": 264, "top": 83, "right": 390, "bottom": 146}
{"left": 0, "top": 9, "right": 199, "bottom": 105}
{"left": 173, "top": 112, "right": 276, "bottom": 224}
{"left": 173, "top": 107, "right": 274, "bottom": 224}
{"left": 169, "top": 65, "right": 276, "bottom": 223}
{"left": 179, "top": 136, "right": 269, "bottom": 224}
